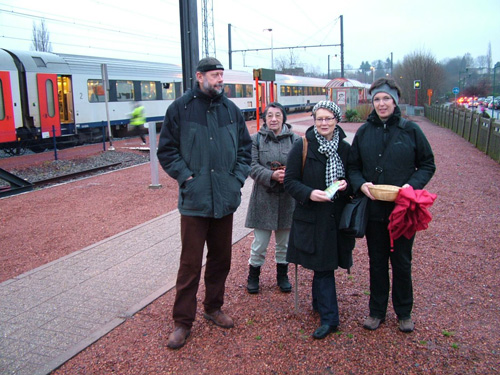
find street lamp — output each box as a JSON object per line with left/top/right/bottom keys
{"left": 263, "top": 28, "right": 273, "bottom": 69}
{"left": 370, "top": 66, "right": 375, "bottom": 83}
{"left": 492, "top": 62, "right": 500, "bottom": 119}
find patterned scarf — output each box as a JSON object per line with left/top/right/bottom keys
{"left": 314, "top": 126, "right": 345, "bottom": 187}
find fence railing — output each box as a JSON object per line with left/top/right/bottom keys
{"left": 424, "top": 105, "right": 500, "bottom": 163}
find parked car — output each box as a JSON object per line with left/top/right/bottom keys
{"left": 488, "top": 100, "right": 500, "bottom": 109}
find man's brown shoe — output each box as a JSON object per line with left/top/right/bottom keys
{"left": 167, "top": 326, "right": 191, "bottom": 349}
{"left": 203, "top": 310, "right": 234, "bottom": 328}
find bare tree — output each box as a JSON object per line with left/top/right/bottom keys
{"left": 32, "top": 20, "right": 52, "bottom": 52}
{"left": 274, "top": 50, "right": 305, "bottom": 75}
{"left": 393, "top": 50, "right": 446, "bottom": 105}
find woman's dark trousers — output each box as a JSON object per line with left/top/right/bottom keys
{"left": 365, "top": 220, "right": 415, "bottom": 320}
{"left": 312, "top": 270, "right": 339, "bottom": 326}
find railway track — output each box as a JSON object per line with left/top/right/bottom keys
{"left": 0, "top": 161, "right": 125, "bottom": 198}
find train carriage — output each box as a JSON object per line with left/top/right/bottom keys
{"left": 0, "top": 49, "right": 336, "bottom": 152}
{"left": 275, "top": 74, "right": 329, "bottom": 113}
{"left": 57, "top": 53, "right": 183, "bottom": 138}
{"left": 0, "top": 49, "right": 22, "bottom": 144}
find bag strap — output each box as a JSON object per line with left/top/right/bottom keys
{"left": 371, "top": 117, "right": 406, "bottom": 183}
{"left": 301, "top": 136, "right": 308, "bottom": 174}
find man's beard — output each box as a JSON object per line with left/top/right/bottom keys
{"left": 203, "top": 80, "right": 224, "bottom": 97}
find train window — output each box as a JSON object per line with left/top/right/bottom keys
{"left": 235, "top": 84, "right": 245, "bottom": 98}
{"left": 88, "top": 80, "right": 105, "bottom": 102}
{"left": 116, "top": 80, "right": 134, "bottom": 101}
{"left": 162, "top": 82, "right": 176, "bottom": 100}
{"left": 141, "top": 81, "right": 157, "bottom": 100}
{"left": 244, "top": 84, "right": 253, "bottom": 98}
{"left": 224, "top": 84, "right": 235, "bottom": 98}
{"left": 0, "top": 80, "right": 4, "bottom": 120}
{"left": 45, "top": 80, "right": 56, "bottom": 117}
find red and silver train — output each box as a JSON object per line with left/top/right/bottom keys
{"left": 0, "top": 49, "right": 333, "bottom": 152}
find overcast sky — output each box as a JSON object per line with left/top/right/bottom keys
{"left": 1, "top": 0, "right": 499, "bottom": 76}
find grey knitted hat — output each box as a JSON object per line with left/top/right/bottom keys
{"left": 370, "top": 84, "right": 399, "bottom": 106}
{"left": 312, "top": 100, "right": 342, "bottom": 122}
{"left": 196, "top": 57, "right": 224, "bottom": 72}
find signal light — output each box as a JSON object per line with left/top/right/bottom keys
{"left": 414, "top": 80, "right": 421, "bottom": 89}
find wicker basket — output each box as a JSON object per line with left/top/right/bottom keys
{"left": 368, "top": 184, "right": 401, "bottom": 202}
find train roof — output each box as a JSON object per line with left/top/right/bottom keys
{"left": 0, "top": 49, "right": 17, "bottom": 70}
{"left": 57, "top": 53, "right": 183, "bottom": 81}
{"left": 1, "top": 49, "right": 71, "bottom": 74}
{"left": 276, "top": 74, "right": 329, "bottom": 86}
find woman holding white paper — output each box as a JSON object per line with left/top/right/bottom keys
{"left": 284, "top": 100, "right": 354, "bottom": 340}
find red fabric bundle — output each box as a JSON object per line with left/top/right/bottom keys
{"left": 388, "top": 186, "right": 437, "bottom": 251}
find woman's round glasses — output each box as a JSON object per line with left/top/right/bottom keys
{"left": 315, "top": 117, "right": 335, "bottom": 123}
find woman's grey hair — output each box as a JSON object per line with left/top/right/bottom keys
{"left": 263, "top": 102, "right": 287, "bottom": 124}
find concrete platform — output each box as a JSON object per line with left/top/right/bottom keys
{"left": 0, "top": 182, "right": 253, "bottom": 375}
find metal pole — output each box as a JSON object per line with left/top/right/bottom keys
{"left": 101, "top": 64, "right": 114, "bottom": 151}
{"left": 228, "top": 23, "right": 232, "bottom": 69}
{"left": 179, "top": 0, "right": 199, "bottom": 92}
{"left": 52, "top": 125, "right": 58, "bottom": 161}
{"left": 255, "top": 75, "right": 260, "bottom": 131}
{"left": 263, "top": 28, "right": 273, "bottom": 69}
{"left": 328, "top": 55, "right": 330, "bottom": 79}
{"left": 271, "top": 31, "right": 274, "bottom": 69}
{"left": 492, "top": 62, "right": 499, "bottom": 119}
{"left": 148, "top": 124, "right": 162, "bottom": 189}
{"left": 340, "top": 15, "right": 344, "bottom": 78}
{"left": 294, "top": 264, "right": 299, "bottom": 314}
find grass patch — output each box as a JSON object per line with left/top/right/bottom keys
{"left": 442, "top": 330, "right": 455, "bottom": 337}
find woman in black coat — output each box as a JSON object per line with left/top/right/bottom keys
{"left": 348, "top": 78, "right": 435, "bottom": 333}
{"left": 284, "top": 100, "right": 354, "bottom": 340}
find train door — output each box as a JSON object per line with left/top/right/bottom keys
{"left": 57, "top": 75, "right": 74, "bottom": 125}
{"left": 266, "top": 82, "right": 277, "bottom": 104}
{"left": 36, "top": 73, "right": 61, "bottom": 138}
{"left": 0, "top": 71, "right": 16, "bottom": 142}
{"left": 271, "top": 82, "right": 277, "bottom": 103}
{"left": 259, "top": 83, "right": 266, "bottom": 112}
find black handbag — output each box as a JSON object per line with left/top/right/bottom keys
{"left": 339, "top": 194, "right": 369, "bottom": 238}
{"left": 339, "top": 118, "right": 407, "bottom": 238}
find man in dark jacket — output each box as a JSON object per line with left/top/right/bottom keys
{"left": 157, "top": 57, "right": 252, "bottom": 349}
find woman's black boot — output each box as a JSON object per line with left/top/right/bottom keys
{"left": 247, "top": 265, "right": 261, "bottom": 294}
{"left": 276, "top": 263, "right": 292, "bottom": 293}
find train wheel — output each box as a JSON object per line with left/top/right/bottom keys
{"left": 3, "top": 145, "right": 27, "bottom": 156}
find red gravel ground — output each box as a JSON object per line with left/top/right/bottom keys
{"left": 2, "top": 115, "right": 499, "bottom": 374}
